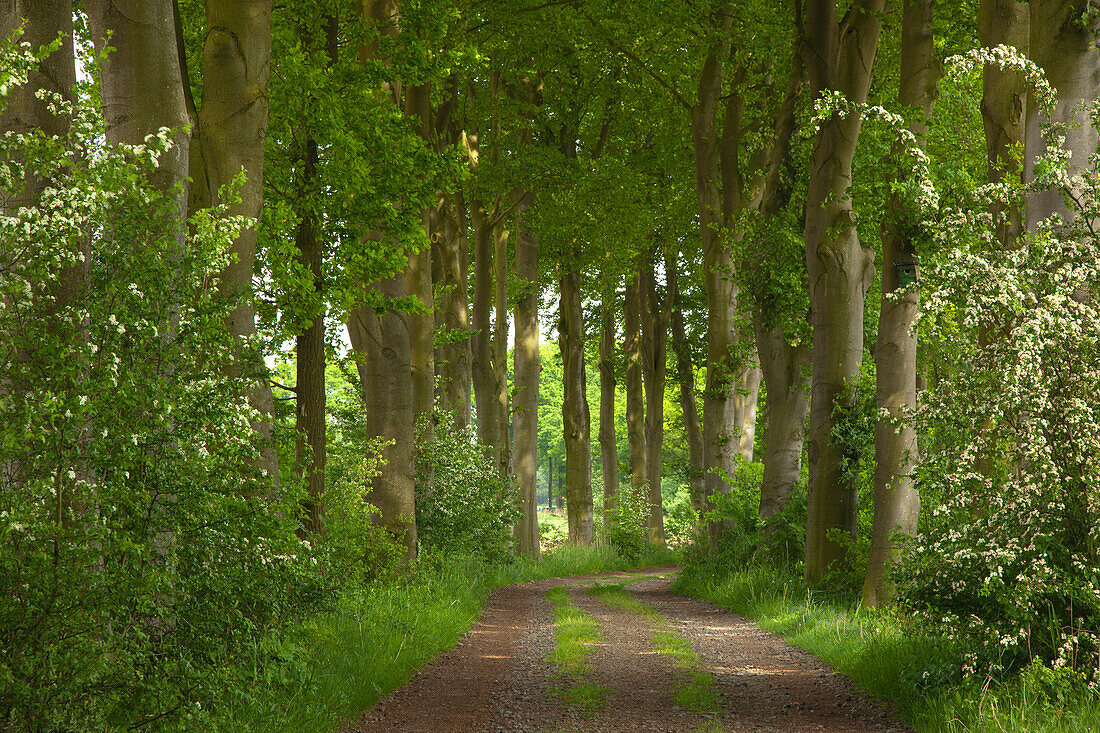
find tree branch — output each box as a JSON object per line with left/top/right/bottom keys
{"left": 577, "top": 9, "right": 692, "bottom": 110}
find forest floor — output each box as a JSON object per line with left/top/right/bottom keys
{"left": 339, "top": 567, "right": 912, "bottom": 733}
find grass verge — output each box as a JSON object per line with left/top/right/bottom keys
{"left": 674, "top": 564, "right": 1100, "bottom": 732}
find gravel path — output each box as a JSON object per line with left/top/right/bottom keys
{"left": 339, "top": 568, "right": 912, "bottom": 733}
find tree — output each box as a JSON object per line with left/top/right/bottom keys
{"left": 863, "top": 0, "right": 937, "bottom": 607}
{"left": 801, "top": 0, "right": 886, "bottom": 583}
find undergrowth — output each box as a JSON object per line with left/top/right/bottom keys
{"left": 674, "top": 564, "right": 1100, "bottom": 732}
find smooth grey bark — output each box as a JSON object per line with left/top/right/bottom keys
{"left": 599, "top": 294, "right": 620, "bottom": 521}
{"left": 689, "top": 3, "right": 739, "bottom": 549}
{"left": 470, "top": 197, "right": 497, "bottom": 446}
{"left": 752, "top": 26, "right": 809, "bottom": 544}
{"left": 802, "top": 0, "right": 885, "bottom": 583}
{"left": 435, "top": 189, "right": 471, "bottom": 428}
{"left": 863, "top": 0, "right": 936, "bottom": 607}
{"left": 732, "top": 361, "right": 761, "bottom": 461}
{"left": 980, "top": 0, "right": 1028, "bottom": 248}
{"left": 186, "top": 0, "right": 280, "bottom": 488}
{"left": 560, "top": 254, "right": 594, "bottom": 545}
{"left": 1024, "top": 0, "right": 1100, "bottom": 228}
{"left": 87, "top": 0, "right": 190, "bottom": 215}
{"left": 405, "top": 83, "right": 435, "bottom": 428}
{"left": 513, "top": 202, "right": 540, "bottom": 557}
{"left": 623, "top": 269, "right": 648, "bottom": 500}
{"left": 667, "top": 252, "right": 706, "bottom": 515}
{"left": 351, "top": 0, "right": 416, "bottom": 563}
{"left": 347, "top": 284, "right": 417, "bottom": 562}
{"left": 492, "top": 217, "right": 511, "bottom": 475}
{"left": 756, "top": 322, "right": 810, "bottom": 525}
{"left": 640, "top": 248, "right": 667, "bottom": 547}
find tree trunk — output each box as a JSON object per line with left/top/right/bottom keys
{"left": 863, "top": 0, "right": 936, "bottom": 607}
{"left": 350, "top": 0, "right": 416, "bottom": 564}
{"left": 186, "top": 0, "right": 279, "bottom": 485}
{"left": 980, "top": 0, "right": 1028, "bottom": 249}
{"left": 801, "top": 0, "right": 885, "bottom": 583}
{"left": 756, "top": 320, "right": 811, "bottom": 526}
{"left": 512, "top": 202, "right": 540, "bottom": 557}
{"left": 471, "top": 200, "right": 498, "bottom": 446}
{"left": 623, "top": 270, "right": 648, "bottom": 501}
{"left": 347, "top": 284, "right": 417, "bottom": 562}
{"left": 692, "top": 37, "right": 738, "bottom": 549}
{"left": 1024, "top": 0, "right": 1100, "bottom": 229}
{"left": 667, "top": 253, "right": 706, "bottom": 515}
{"left": 87, "top": 0, "right": 191, "bottom": 223}
{"left": 640, "top": 249, "right": 667, "bottom": 547}
{"left": 598, "top": 295, "right": 620, "bottom": 521}
{"left": 733, "top": 361, "right": 762, "bottom": 461}
{"left": 435, "top": 190, "right": 472, "bottom": 428}
{"left": 405, "top": 83, "right": 435, "bottom": 428}
{"left": 492, "top": 217, "right": 511, "bottom": 476}
{"left": 548, "top": 455, "right": 554, "bottom": 512}
{"left": 560, "top": 255, "right": 594, "bottom": 545}
{"left": 292, "top": 117, "right": 326, "bottom": 536}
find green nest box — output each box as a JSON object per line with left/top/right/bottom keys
{"left": 895, "top": 259, "right": 919, "bottom": 287}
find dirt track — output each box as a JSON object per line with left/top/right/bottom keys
{"left": 341, "top": 568, "right": 911, "bottom": 733}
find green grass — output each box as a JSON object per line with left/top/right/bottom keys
{"left": 223, "top": 546, "right": 671, "bottom": 732}
{"left": 586, "top": 583, "right": 719, "bottom": 714}
{"left": 545, "top": 585, "right": 611, "bottom": 712}
{"left": 674, "top": 564, "right": 1100, "bottom": 732}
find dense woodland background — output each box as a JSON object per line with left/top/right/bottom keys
{"left": 4, "top": 0, "right": 1100, "bottom": 730}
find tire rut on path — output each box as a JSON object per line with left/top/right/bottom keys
{"left": 340, "top": 568, "right": 913, "bottom": 733}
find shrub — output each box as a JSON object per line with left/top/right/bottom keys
{"left": 414, "top": 414, "right": 519, "bottom": 563}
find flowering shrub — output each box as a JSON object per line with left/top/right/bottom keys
{"left": 0, "top": 39, "right": 326, "bottom": 729}
{"left": 414, "top": 415, "right": 519, "bottom": 563}
{"left": 891, "top": 48, "right": 1100, "bottom": 678}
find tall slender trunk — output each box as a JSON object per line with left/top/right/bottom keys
{"left": 512, "top": 202, "right": 540, "bottom": 557}
{"left": 1024, "top": 0, "right": 1100, "bottom": 229}
{"left": 980, "top": 0, "right": 1028, "bottom": 250}
{"left": 292, "top": 114, "right": 326, "bottom": 535}
{"left": 548, "top": 455, "right": 554, "bottom": 511}
{"left": 186, "top": 0, "right": 279, "bottom": 486}
{"left": 471, "top": 200, "right": 498, "bottom": 446}
{"left": 801, "top": 0, "right": 885, "bottom": 583}
{"left": 351, "top": 0, "right": 416, "bottom": 563}
{"left": 756, "top": 320, "right": 811, "bottom": 526}
{"left": 598, "top": 295, "right": 620, "bottom": 520}
{"left": 667, "top": 253, "right": 705, "bottom": 515}
{"left": 640, "top": 249, "right": 667, "bottom": 547}
{"left": 697, "top": 71, "right": 741, "bottom": 549}
{"left": 436, "top": 190, "right": 471, "bottom": 427}
{"left": 87, "top": 0, "right": 191, "bottom": 227}
{"left": 492, "top": 218, "right": 511, "bottom": 475}
{"left": 347, "top": 283, "right": 417, "bottom": 561}
{"left": 863, "top": 0, "right": 936, "bottom": 607}
{"left": 560, "top": 254, "right": 593, "bottom": 545}
{"left": 623, "top": 270, "right": 648, "bottom": 500}
{"left": 406, "top": 83, "right": 435, "bottom": 427}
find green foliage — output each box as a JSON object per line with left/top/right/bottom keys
{"left": 603, "top": 482, "right": 654, "bottom": 561}
{"left": 414, "top": 415, "right": 520, "bottom": 562}
{"left": 0, "top": 43, "right": 326, "bottom": 730}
